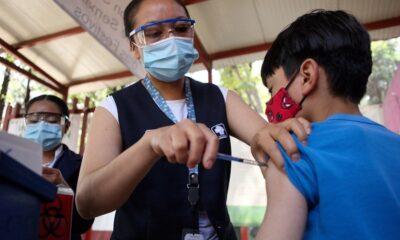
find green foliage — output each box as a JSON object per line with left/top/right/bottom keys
{"left": 0, "top": 53, "right": 58, "bottom": 114}
{"left": 0, "top": 69, "right": 57, "bottom": 108}
{"left": 367, "top": 38, "right": 400, "bottom": 104}
{"left": 228, "top": 205, "right": 265, "bottom": 227}
{"left": 219, "top": 62, "right": 269, "bottom": 113}
{"left": 218, "top": 38, "right": 400, "bottom": 108}
{"left": 68, "top": 86, "right": 121, "bottom": 109}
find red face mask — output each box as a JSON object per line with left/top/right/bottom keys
{"left": 265, "top": 72, "right": 305, "bottom": 123}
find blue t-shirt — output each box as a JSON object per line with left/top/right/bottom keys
{"left": 281, "top": 114, "right": 400, "bottom": 240}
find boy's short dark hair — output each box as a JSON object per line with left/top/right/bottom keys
{"left": 261, "top": 10, "right": 372, "bottom": 104}
{"left": 123, "top": 0, "right": 190, "bottom": 38}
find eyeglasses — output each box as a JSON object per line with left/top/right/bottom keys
{"left": 25, "top": 112, "right": 68, "bottom": 125}
{"left": 129, "top": 18, "right": 196, "bottom": 48}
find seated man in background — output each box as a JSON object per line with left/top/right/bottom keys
{"left": 252, "top": 10, "right": 400, "bottom": 240}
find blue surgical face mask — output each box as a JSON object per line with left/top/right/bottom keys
{"left": 23, "top": 121, "right": 63, "bottom": 151}
{"left": 142, "top": 36, "right": 199, "bottom": 82}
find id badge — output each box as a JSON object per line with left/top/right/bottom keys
{"left": 182, "top": 229, "right": 204, "bottom": 240}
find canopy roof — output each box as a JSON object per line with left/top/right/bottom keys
{"left": 0, "top": 0, "right": 399, "bottom": 95}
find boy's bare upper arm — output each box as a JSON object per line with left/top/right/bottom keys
{"left": 256, "top": 164, "right": 308, "bottom": 240}
{"left": 79, "top": 106, "right": 122, "bottom": 181}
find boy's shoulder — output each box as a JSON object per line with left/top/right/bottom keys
{"left": 309, "top": 114, "right": 392, "bottom": 139}
{"left": 296, "top": 114, "right": 399, "bottom": 155}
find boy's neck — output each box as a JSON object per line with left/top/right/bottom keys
{"left": 307, "top": 96, "right": 361, "bottom": 122}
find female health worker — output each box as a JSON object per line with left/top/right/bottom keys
{"left": 75, "top": 0, "right": 310, "bottom": 239}
{"left": 24, "top": 95, "right": 93, "bottom": 240}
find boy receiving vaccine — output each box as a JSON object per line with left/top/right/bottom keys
{"left": 253, "top": 10, "right": 400, "bottom": 240}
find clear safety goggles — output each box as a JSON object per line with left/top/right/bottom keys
{"left": 129, "top": 17, "right": 196, "bottom": 48}
{"left": 25, "top": 112, "right": 68, "bottom": 125}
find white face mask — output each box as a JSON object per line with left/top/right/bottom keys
{"left": 24, "top": 121, "right": 63, "bottom": 151}
{"left": 142, "top": 37, "right": 199, "bottom": 82}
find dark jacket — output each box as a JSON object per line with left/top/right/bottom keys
{"left": 110, "top": 79, "right": 237, "bottom": 240}
{"left": 53, "top": 144, "right": 94, "bottom": 240}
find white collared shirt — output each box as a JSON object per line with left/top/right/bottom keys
{"left": 42, "top": 144, "right": 64, "bottom": 168}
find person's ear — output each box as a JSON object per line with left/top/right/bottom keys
{"left": 64, "top": 121, "right": 70, "bottom": 135}
{"left": 299, "top": 58, "right": 319, "bottom": 96}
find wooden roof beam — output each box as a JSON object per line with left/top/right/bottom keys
{"left": 13, "top": 26, "right": 85, "bottom": 50}
{"left": 364, "top": 16, "right": 400, "bottom": 31}
{"left": 194, "top": 33, "right": 212, "bottom": 70}
{"left": 67, "top": 70, "right": 133, "bottom": 87}
{"left": 183, "top": 0, "right": 209, "bottom": 5}
{"left": 210, "top": 42, "right": 272, "bottom": 61}
{"left": 11, "top": 1, "right": 207, "bottom": 50}
{"left": 0, "top": 37, "right": 66, "bottom": 90}
{"left": 209, "top": 15, "right": 400, "bottom": 61}
{"left": 0, "top": 57, "right": 62, "bottom": 93}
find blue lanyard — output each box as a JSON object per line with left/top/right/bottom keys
{"left": 143, "top": 76, "right": 198, "bottom": 175}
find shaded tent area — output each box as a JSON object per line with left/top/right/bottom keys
{"left": 1, "top": 1, "right": 400, "bottom": 240}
